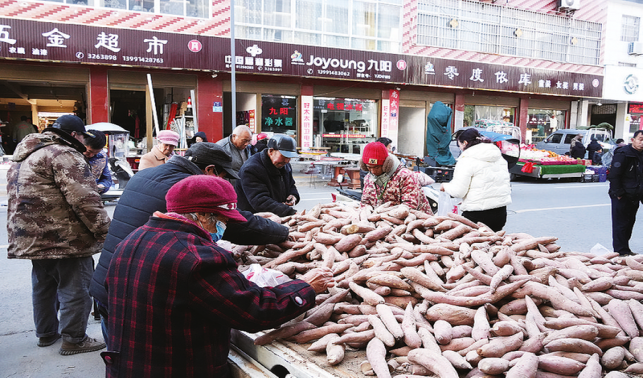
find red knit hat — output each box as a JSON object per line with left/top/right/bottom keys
{"left": 362, "top": 142, "right": 389, "bottom": 166}
{"left": 166, "top": 176, "right": 247, "bottom": 223}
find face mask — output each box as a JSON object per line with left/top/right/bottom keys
{"left": 210, "top": 220, "right": 227, "bottom": 242}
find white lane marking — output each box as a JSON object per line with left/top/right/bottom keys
{"left": 515, "top": 203, "right": 610, "bottom": 213}
{"left": 554, "top": 185, "right": 609, "bottom": 189}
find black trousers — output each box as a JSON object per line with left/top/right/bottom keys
{"left": 462, "top": 206, "right": 507, "bottom": 232}
{"left": 611, "top": 196, "right": 641, "bottom": 254}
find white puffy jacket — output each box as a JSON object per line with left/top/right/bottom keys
{"left": 442, "top": 142, "right": 511, "bottom": 212}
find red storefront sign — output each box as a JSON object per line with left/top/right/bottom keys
{"left": 0, "top": 16, "right": 603, "bottom": 97}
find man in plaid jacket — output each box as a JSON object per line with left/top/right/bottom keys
{"left": 103, "top": 175, "right": 334, "bottom": 377}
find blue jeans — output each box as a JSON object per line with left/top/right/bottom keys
{"left": 32, "top": 257, "right": 94, "bottom": 344}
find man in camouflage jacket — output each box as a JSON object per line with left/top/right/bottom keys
{"left": 7, "top": 115, "right": 111, "bottom": 355}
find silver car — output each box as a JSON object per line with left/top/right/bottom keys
{"left": 535, "top": 128, "right": 611, "bottom": 157}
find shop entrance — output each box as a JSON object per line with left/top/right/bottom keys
{"left": 222, "top": 92, "right": 258, "bottom": 139}
{"left": 398, "top": 104, "right": 426, "bottom": 157}
{"left": 591, "top": 104, "right": 617, "bottom": 130}
{"left": 0, "top": 79, "right": 85, "bottom": 154}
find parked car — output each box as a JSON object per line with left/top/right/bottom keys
{"left": 534, "top": 128, "right": 611, "bottom": 157}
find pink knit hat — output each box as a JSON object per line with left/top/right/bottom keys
{"left": 157, "top": 130, "right": 180, "bottom": 146}
{"left": 165, "top": 176, "right": 247, "bottom": 223}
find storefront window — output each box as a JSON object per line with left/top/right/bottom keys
{"left": 463, "top": 105, "right": 515, "bottom": 128}
{"left": 527, "top": 109, "right": 566, "bottom": 144}
{"left": 628, "top": 103, "right": 643, "bottom": 139}
{"left": 261, "top": 95, "right": 298, "bottom": 137}
{"left": 314, "top": 97, "right": 378, "bottom": 153}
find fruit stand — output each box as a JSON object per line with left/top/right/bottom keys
{"left": 510, "top": 146, "right": 588, "bottom": 180}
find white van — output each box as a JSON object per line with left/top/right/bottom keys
{"left": 534, "top": 128, "right": 611, "bottom": 156}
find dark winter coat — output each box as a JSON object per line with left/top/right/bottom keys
{"left": 105, "top": 215, "right": 314, "bottom": 378}
{"left": 587, "top": 140, "right": 602, "bottom": 163}
{"left": 570, "top": 139, "right": 586, "bottom": 159}
{"left": 90, "top": 155, "right": 289, "bottom": 308}
{"left": 236, "top": 149, "right": 300, "bottom": 217}
{"left": 608, "top": 145, "right": 643, "bottom": 201}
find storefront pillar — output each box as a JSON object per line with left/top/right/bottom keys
{"left": 197, "top": 73, "right": 223, "bottom": 140}
{"left": 454, "top": 92, "right": 465, "bottom": 130}
{"left": 518, "top": 97, "right": 529, "bottom": 142}
{"left": 300, "top": 85, "right": 314, "bottom": 148}
{"left": 88, "top": 66, "right": 109, "bottom": 124}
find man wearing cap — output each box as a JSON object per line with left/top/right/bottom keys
{"left": 138, "top": 129, "right": 180, "bottom": 170}
{"left": 90, "top": 142, "right": 291, "bottom": 346}
{"left": 103, "top": 175, "right": 334, "bottom": 377}
{"left": 216, "top": 125, "right": 254, "bottom": 185}
{"left": 7, "top": 114, "right": 111, "bottom": 355}
{"left": 360, "top": 141, "right": 431, "bottom": 213}
{"left": 236, "top": 134, "right": 300, "bottom": 217}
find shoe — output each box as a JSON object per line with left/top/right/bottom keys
{"left": 59, "top": 337, "right": 106, "bottom": 355}
{"left": 619, "top": 252, "right": 637, "bottom": 257}
{"left": 37, "top": 333, "right": 61, "bottom": 347}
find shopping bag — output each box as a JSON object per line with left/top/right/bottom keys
{"left": 521, "top": 162, "right": 535, "bottom": 173}
{"left": 438, "top": 191, "right": 460, "bottom": 216}
{"left": 241, "top": 264, "right": 291, "bottom": 287}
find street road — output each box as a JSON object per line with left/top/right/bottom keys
{"left": 0, "top": 168, "right": 641, "bottom": 377}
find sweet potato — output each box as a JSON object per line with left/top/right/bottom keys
{"left": 439, "top": 337, "right": 475, "bottom": 352}
{"left": 254, "top": 321, "right": 316, "bottom": 345}
{"left": 505, "top": 352, "right": 538, "bottom": 378}
{"left": 491, "top": 321, "right": 523, "bottom": 337}
{"left": 366, "top": 337, "right": 391, "bottom": 378}
{"left": 544, "top": 338, "right": 603, "bottom": 356}
{"left": 471, "top": 307, "right": 491, "bottom": 341}
{"left": 326, "top": 334, "right": 345, "bottom": 366}
{"left": 537, "top": 355, "right": 586, "bottom": 375}
{"left": 289, "top": 323, "right": 353, "bottom": 344}
{"left": 308, "top": 333, "right": 340, "bottom": 352}
{"left": 408, "top": 348, "right": 459, "bottom": 378}
{"left": 542, "top": 325, "right": 599, "bottom": 345}
{"left": 368, "top": 274, "right": 413, "bottom": 291}
{"left": 368, "top": 315, "right": 396, "bottom": 347}
{"left": 578, "top": 354, "right": 603, "bottom": 378}
{"left": 628, "top": 337, "right": 643, "bottom": 362}
{"left": 478, "top": 333, "right": 523, "bottom": 358}
{"left": 601, "top": 346, "right": 625, "bottom": 370}
{"left": 401, "top": 267, "right": 445, "bottom": 292}
{"left": 442, "top": 350, "right": 473, "bottom": 370}
{"left": 402, "top": 303, "right": 422, "bottom": 349}
{"left": 478, "top": 357, "right": 510, "bottom": 375}
{"left": 418, "top": 327, "right": 442, "bottom": 355}
{"left": 334, "top": 329, "right": 375, "bottom": 345}
{"left": 335, "top": 234, "right": 363, "bottom": 253}
{"left": 425, "top": 304, "right": 477, "bottom": 326}
{"left": 376, "top": 304, "right": 404, "bottom": 340}
{"left": 607, "top": 298, "right": 639, "bottom": 338}
{"left": 349, "top": 282, "right": 385, "bottom": 306}
{"left": 434, "top": 320, "right": 453, "bottom": 345}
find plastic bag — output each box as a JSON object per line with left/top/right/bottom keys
{"left": 241, "top": 264, "right": 291, "bottom": 287}
{"left": 590, "top": 243, "right": 612, "bottom": 256}
{"left": 437, "top": 191, "right": 460, "bottom": 216}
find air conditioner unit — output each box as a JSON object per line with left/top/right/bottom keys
{"left": 558, "top": 0, "right": 580, "bottom": 11}
{"left": 629, "top": 42, "right": 643, "bottom": 56}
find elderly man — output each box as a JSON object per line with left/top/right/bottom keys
{"left": 139, "top": 130, "right": 180, "bottom": 170}
{"left": 90, "top": 142, "right": 290, "bottom": 346}
{"left": 236, "top": 134, "right": 300, "bottom": 217}
{"left": 7, "top": 114, "right": 111, "bottom": 355}
{"left": 103, "top": 175, "right": 334, "bottom": 377}
{"left": 216, "top": 125, "right": 253, "bottom": 184}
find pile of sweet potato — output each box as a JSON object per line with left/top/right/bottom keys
{"left": 230, "top": 202, "right": 643, "bottom": 378}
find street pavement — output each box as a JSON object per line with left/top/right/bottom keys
{"left": 0, "top": 161, "right": 642, "bottom": 377}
